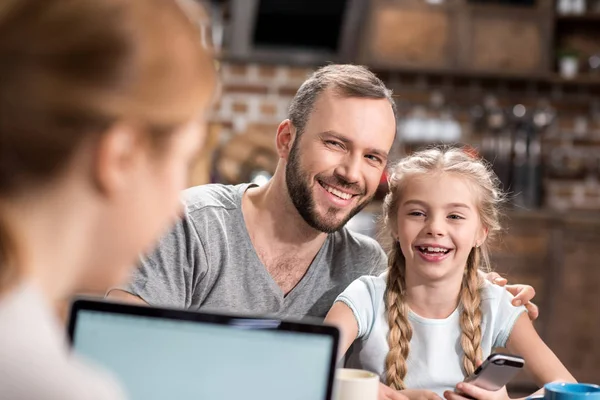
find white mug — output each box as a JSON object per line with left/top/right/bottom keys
{"left": 333, "top": 368, "right": 379, "bottom": 400}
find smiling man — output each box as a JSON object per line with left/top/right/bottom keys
{"left": 109, "top": 64, "right": 537, "bottom": 327}
{"left": 110, "top": 65, "right": 397, "bottom": 317}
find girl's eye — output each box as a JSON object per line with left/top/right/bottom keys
{"left": 409, "top": 211, "right": 425, "bottom": 217}
{"left": 448, "top": 214, "right": 464, "bottom": 220}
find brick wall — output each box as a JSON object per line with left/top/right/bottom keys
{"left": 209, "top": 61, "right": 599, "bottom": 211}
{"left": 210, "top": 63, "right": 315, "bottom": 144}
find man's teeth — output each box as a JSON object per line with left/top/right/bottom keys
{"left": 419, "top": 246, "right": 449, "bottom": 253}
{"left": 323, "top": 183, "right": 352, "bottom": 200}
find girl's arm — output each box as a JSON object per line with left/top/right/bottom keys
{"left": 324, "top": 301, "right": 359, "bottom": 361}
{"left": 506, "top": 312, "right": 576, "bottom": 398}
{"left": 445, "top": 313, "right": 575, "bottom": 400}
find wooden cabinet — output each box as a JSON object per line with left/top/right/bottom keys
{"left": 360, "top": 0, "right": 553, "bottom": 76}
{"left": 491, "top": 212, "right": 600, "bottom": 387}
{"left": 466, "top": 8, "right": 549, "bottom": 73}
{"left": 543, "top": 219, "right": 600, "bottom": 384}
{"left": 360, "top": 1, "right": 459, "bottom": 70}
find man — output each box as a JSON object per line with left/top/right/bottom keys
{"left": 109, "top": 65, "right": 537, "bottom": 400}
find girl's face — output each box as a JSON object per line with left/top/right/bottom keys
{"left": 395, "top": 173, "right": 488, "bottom": 284}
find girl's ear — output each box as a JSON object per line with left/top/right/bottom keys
{"left": 475, "top": 226, "right": 489, "bottom": 248}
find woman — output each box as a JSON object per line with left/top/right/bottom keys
{"left": 0, "top": 0, "right": 217, "bottom": 398}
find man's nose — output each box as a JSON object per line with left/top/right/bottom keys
{"left": 335, "top": 154, "right": 361, "bottom": 184}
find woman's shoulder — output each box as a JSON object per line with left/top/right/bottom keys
{"left": 0, "top": 356, "right": 125, "bottom": 400}
{"left": 0, "top": 284, "right": 125, "bottom": 400}
{"left": 0, "top": 355, "right": 125, "bottom": 400}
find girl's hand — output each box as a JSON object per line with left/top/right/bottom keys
{"left": 443, "top": 383, "right": 510, "bottom": 400}
{"left": 378, "top": 382, "right": 410, "bottom": 400}
{"left": 398, "top": 388, "right": 442, "bottom": 400}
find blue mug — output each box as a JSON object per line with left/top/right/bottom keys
{"left": 528, "top": 383, "right": 600, "bottom": 400}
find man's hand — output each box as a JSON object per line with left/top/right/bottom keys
{"left": 484, "top": 272, "right": 539, "bottom": 320}
{"left": 379, "top": 382, "right": 410, "bottom": 400}
{"left": 444, "top": 382, "right": 510, "bottom": 400}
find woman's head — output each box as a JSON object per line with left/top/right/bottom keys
{"left": 382, "top": 146, "right": 505, "bottom": 389}
{"left": 0, "top": 0, "right": 217, "bottom": 291}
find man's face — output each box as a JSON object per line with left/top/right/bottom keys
{"left": 285, "top": 90, "right": 396, "bottom": 233}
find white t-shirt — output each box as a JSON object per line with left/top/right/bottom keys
{"left": 336, "top": 273, "right": 526, "bottom": 397}
{"left": 0, "top": 282, "right": 126, "bottom": 400}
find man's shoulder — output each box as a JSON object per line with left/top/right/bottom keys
{"left": 182, "top": 183, "right": 251, "bottom": 214}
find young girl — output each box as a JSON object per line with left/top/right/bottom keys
{"left": 325, "top": 147, "right": 575, "bottom": 400}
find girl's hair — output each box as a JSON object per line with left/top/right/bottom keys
{"left": 0, "top": 0, "right": 216, "bottom": 281}
{"left": 382, "top": 146, "right": 504, "bottom": 390}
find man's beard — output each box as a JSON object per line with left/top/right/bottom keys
{"left": 285, "top": 139, "right": 373, "bottom": 233}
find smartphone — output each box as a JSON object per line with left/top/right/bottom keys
{"left": 463, "top": 353, "right": 525, "bottom": 391}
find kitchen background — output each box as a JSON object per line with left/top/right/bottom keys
{"left": 192, "top": 0, "right": 600, "bottom": 390}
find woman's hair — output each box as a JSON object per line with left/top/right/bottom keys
{"left": 0, "top": 0, "right": 216, "bottom": 278}
{"left": 382, "top": 146, "right": 505, "bottom": 390}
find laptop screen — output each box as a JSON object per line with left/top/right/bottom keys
{"left": 70, "top": 302, "right": 337, "bottom": 400}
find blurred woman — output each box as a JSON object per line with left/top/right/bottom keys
{"left": 0, "top": 0, "right": 217, "bottom": 398}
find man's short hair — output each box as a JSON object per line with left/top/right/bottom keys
{"left": 288, "top": 64, "right": 397, "bottom": 135}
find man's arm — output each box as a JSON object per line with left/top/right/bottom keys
{"left": 106, "top": 209, "right": 208, "bottom": 309}
{"left": 106, "top": 289, "right": 148, "bottom": 305}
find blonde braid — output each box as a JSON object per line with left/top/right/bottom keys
{"left": 384, "top": 243, "right": 413, "bottom": 390}
{"left": 459, "top": 247, "right": 484, "bottom": 376}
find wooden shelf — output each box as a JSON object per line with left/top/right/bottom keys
{"left": 374, "top": 66, "right": 550, "bottom": 84}
{"left": 374, "top": 67, "right": 600, "bottom": 90}
{"left": 555, "top": 13, "right": 600, "bottom": 22}
{"left": 548, "top": 74, "right": 600, "bottom": 85}
{"left": 543, "top": 137, "right": 600, "bottom": 146}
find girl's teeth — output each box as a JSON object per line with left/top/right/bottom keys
{"left": 419, "top": 246, "right": 449, "bottom": 254}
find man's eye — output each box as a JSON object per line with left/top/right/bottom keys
{"left": 325, "top": 140, "right": 343, "bottom": 148}
{"left": 365, "top": 155, "right": 382, "bottom": 164}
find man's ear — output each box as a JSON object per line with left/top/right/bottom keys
{"left": 93, "top": 123, "right": 143, "bottom": 197}
{"left": 275, "top": 119, "right": 296, "bottom": 159}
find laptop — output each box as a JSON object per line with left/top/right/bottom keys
{"left": 67, "top": 299, "right": 339, "bottom": 400}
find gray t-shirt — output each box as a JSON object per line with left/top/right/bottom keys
{"left": 120, "top": 183, "right": 387, "bottom": 319}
